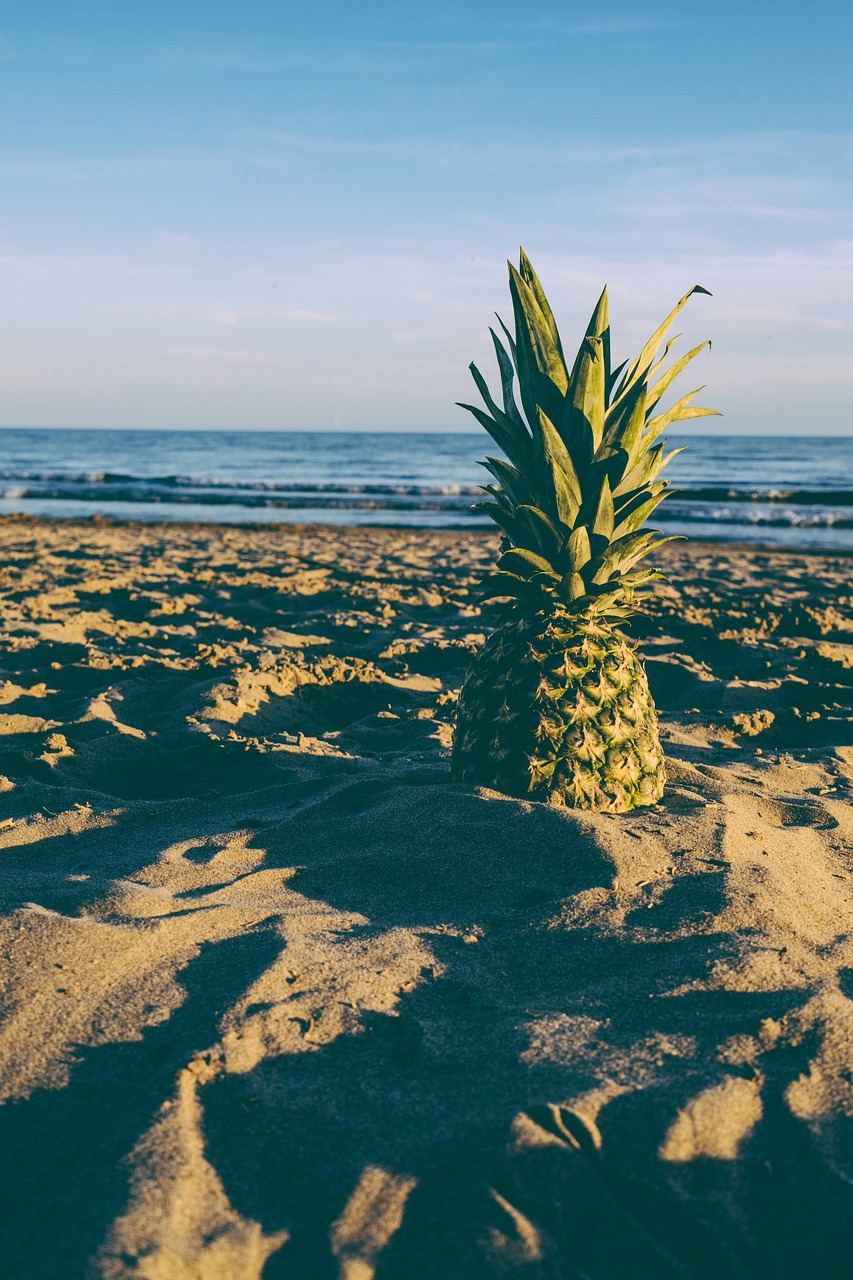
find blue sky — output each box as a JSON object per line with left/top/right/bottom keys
{"left": 0, "top": 1, "right": 851, "bottom": 433}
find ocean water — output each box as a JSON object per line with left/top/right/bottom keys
{"left": 0, "top": 428, "right": 851, "bottom": 552}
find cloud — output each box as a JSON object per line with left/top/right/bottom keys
{"left": 144, "top": 16, "right": 684, "bottom": 78}
{"left": 527, "top": 16, "right": 681, "bottom": 37}
{"left": 158, "top": 232, "right": 194, "bottom": 252}
{"left": 0, "top": 20, "right": 684, "bottom": 82}
{"left": 0, "top": 145, "right": 230, "bottom": 183}
{"left": 207, "top": 306, "right": 241, "bottom": 326}
{"left": 0, "top": 34, "right": 95, "bottom": 66}
{"left": 0, "top": 251, "right": 143, "bottom": 278}
{"left": 147, "top": 37, "right": 514, "bottom": 77}
{"left": 3, "top": 129, "right": 849, "bottom": 231}
{"left": 281, "top": 309, "right": 342, "bottom": 323}
{"left": 1, "top": 115, "right": 850, "bottom": 433}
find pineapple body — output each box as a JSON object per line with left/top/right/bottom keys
{"left": 451, "top": 251, "right": 714, "bottom": 812}
{"left": 452, "top": 611, "right": 664, "bottom": 813}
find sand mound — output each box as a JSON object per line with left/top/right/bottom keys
{"left": 0, "top": 517, "right": 851, "bottom": 1278}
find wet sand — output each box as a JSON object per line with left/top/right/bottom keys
{"left": 0, "top": 515, "right": 851, "bottom": 1278}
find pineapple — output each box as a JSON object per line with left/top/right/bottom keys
{"left": 451, "top": 252, "right": 717, "bottom": 812}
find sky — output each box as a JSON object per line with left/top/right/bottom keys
{"left": 0, "top": 0, "right": 851, "bottom": 434}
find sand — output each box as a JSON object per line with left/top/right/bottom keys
{"left": 0, "top": 514, "right": 851, "bottom": 1279}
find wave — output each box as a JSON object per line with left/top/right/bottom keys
{"left": 659, "top": 507, "right": 853, "bottom": 530}
{"left": 1, "top": 470, "right": 851, "bottom": 503}
{"left": 0, "top": 469, "right": 480, "bottom": 493}
{"left": 674, "top": 486, "right": 853, "bottom": 507}
{"left": 0, "top": 482, "right": 479, "bottom": 513}
{"left": 1, "top": 469, "right": 852, "bottom": 535}
{"left": 2, "top": 489, "right": 851, "bottom": 531}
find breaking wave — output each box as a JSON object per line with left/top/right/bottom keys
{"left": 1, "top": 429, "right": 851, "bottom": 547}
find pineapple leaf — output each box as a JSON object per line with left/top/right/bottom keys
{"left": 515, "top": 504, "right": 564, "bottom": 561}
{"left": 646, "top": 340, "right": 711, "bottom": 414}
{"left": 518, "top": 249, "right": 565, "bottom": 363}
{"left": 479, "top": 570, "right": 548, "bottom": 604}
{"left": 470, "top": 502, "right": 519, "bottom": 541}
{"left": 602, "top": 373, "right": 647, "bottom": 463}
{"left": 618, "top": 446, "right": 686, "bottom": 498}
{"left": 607, "top": 358, "right": 629, "bottom": 405}
{"left": 499, "top": 547, "right": 558, "bottom": 580}
{"left": 584, "top": 448, "right": 630, "bottom": 504}
{"left": 587, "top": 531, "right": 677, "bottom": 584}
{"left": 620, "top": 568, "right": 666, "bottom": 591}
{"left": 558, "top": 400, "right": 595, "bottom": 477}
{"left": 496, "top": 314, "right": 518, "bottom": 367}
{"left": 613, "top": 489, "right": 669, "bottom": 537}
{"left": 462, "top": 261, "right": 714, "bottom": 622}
{"left": 589, "top": 475, "right": 615, "bottom": 544}
{"left": 489, "top": 329, "right": 527, "bottom": 430}
{"left": 479, "top": 455, "right": 536, "bottom": 508}
{"left": 508, "top": 261, "right": 569, "bottom": 391}
{"left": 660, "top": 445, "right": 687, "bottom": 470}
{"left": 565, "top": 288, "right": 609, "bottom": 451}
{"left": 616, "top": 442, "right": 669, "bottom": 497}
{"left": 614, "top": 480, "right": 667, "bottom": 520}
{"left": 469, "top": 361, "right": 530, "bottom": 455}
{"left": 478, "top": 486, "right": 513, "bottom": 513}
{"left": 585, "top": 533, "right": 654, "bottom": 585}
{"left": 611, "top": 285, "right": 712, "bottom": 411}
{"left": 508, "top": 265, "right": 569, "bottom": 427}
{"left": 646, "top": 396, "right": 721, "bottom": 443}
{"left": 649, "top": 334, "right": 681, "bottom": 377}
{"left": 458, "top": 403, "right": 528, "bottom": 472}
{"left": 567, "top": 524, "right": 592, "bottom": 574}
{"left": 565, "top": 572, "right": 587, "bottom": 601}
{"left": 613, "top": 482, "right": 648, "bottom": 513}
{"left": 571, "top": 586, "right": 620, "bottom": 613}
{"left": 534, "top": 409, "right": 583, "bottom": 525}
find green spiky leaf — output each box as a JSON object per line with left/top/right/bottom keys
{"left": 461, "top": 255, "right": 715, "bottom": 622}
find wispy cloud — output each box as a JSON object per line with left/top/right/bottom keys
{"left": 158, "top": 232, "right": 194, "bottom": 252}
{"left": 0, "top": 251, "right": 144, "bottom": 278}
{"left": 281, "top": 309, "right": 342, "bottom": 323}
{"left": 2, "top": 128, "right": 849, "bottom": 201}
{"left": 146, "top": 19, "right": 680, "bottom": 77}
{"left": 0, "top": 34, "right": 96, "bottom": 65}
{"left": 207, "top": 306, "right": 241, "bottom": 326}
{"left": 0, "top": 146, "right": 231, "bottom": 183}
{"left": 0, "top": 11, "right": 682, "bottom": 82}
{"left": 147, "top": 37, "right": 514, "bottom": 77}
{"left": 527, "top": 16, "right": 681, "bottom": 37}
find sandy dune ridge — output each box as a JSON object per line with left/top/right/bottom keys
{"left": 0, "top": 516, "right": 851, "bottom": 1278}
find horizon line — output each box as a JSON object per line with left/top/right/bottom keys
{"left": 0, "top": 424, "right": 851, "bottom": 439}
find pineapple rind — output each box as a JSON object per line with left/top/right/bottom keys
{"left": 451, "top": 612, "right": 665, "bottom": 813}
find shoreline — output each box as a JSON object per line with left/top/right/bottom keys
{"left": 2, "top": 509, "right": 853, "bottom": 560}
{"left": 0, "top": 517, "right": 851, "bottom": 1277}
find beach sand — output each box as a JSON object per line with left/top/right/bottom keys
{"left": 0, "top": 515, "right": 851, "bottom": 1279}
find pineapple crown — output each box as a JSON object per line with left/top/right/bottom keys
{"left": 459, "top": 251, "right": 718, "bottom": 622}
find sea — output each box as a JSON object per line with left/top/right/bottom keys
{"left": 0, "top": 428, "right": 851, "bottom": 552}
